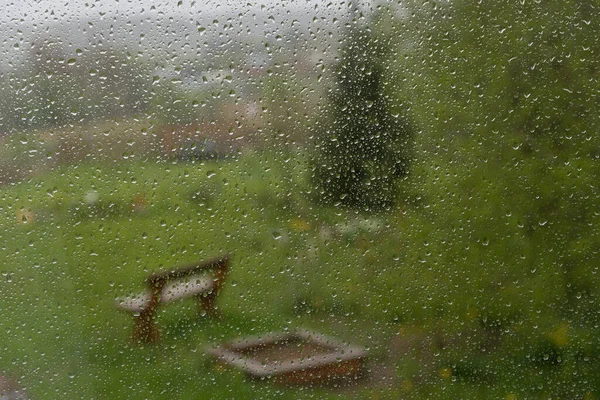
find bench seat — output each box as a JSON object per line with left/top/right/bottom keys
{"left": 116, "top": 277, "right": 214, "bottom": 313}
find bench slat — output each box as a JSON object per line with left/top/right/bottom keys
{"left": 116, "top": 277, "right": 214, "bottom": 313}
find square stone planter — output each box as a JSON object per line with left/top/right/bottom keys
{"left": 207, "top": 329, "right": 367, "bottom": 385}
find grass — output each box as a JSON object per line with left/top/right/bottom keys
{"left": 0, "top": 151, "right": 598, "bottom": 399}
{"left": 0, "top": 153, "right": 368, "bottom": 399}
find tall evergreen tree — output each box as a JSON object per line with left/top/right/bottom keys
{"left": 312, "top": 18, "right": 413, "bottom": 211}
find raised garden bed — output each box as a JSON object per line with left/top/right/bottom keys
{"left": 207, "top": 329, "right": 367, "bottom": 385}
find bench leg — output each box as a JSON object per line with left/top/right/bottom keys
{"left": 196, "top": 292, "right": 220, "bottom": 318}
{"left": 131, "top": 309, "right": 160, "bottom": 344}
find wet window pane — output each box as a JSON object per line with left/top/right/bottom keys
{"left": 0, "top": 1, "right": 598, "bottom": 398}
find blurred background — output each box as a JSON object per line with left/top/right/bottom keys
{"left": 0, "top": 0, "right": 598, "bottom": 398}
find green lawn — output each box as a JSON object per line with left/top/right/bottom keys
{"left": 0, "top": 152, "right": 598, "bottom": 399}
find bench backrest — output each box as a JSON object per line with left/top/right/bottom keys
{"left": 144, "top": 255, "right": 229, "bottom": 309}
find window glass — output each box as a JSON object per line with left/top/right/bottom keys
{"left": 0, "top": 0, "right": 598, "bottom": 398}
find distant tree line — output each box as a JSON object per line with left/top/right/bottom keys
{"left": 0, "top": 42, "right": 152, "bottom": 133}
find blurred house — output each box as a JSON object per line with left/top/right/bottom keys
{"left": 160, "top": 101, "right": 263, "bottom": 160}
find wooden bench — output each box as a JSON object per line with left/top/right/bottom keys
{"left": 115, "top": 255, "right": 229, "bottom": 343}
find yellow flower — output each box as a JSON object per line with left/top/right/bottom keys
{"left": 289, "top": 218, "right": 310, "bottom": 232}
{"left": 546, "top": 322, "right": 569, "bottom": 348}
{"left": 16, "top": 209, "right": 35, "bottom": 225}
{"left": 213, "top": 363, "right": 226, "bottom": 372}
{"left": 439, "top": 367, "right": 452, "bottom": 379}
{"left": 401, "top": 380, "right": 413, "bottom": 392}
{"left": 466, "top": 306, "right": 478, "bottom": 321}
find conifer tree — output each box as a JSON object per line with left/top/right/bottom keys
{"left": 312, "top": 19, "right": 413, "bottom": 211}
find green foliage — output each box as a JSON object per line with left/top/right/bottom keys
{"left": 397, "top": 0, "right": 600, "bottom": 322}
{"left": 312, "top": 16, "right": 414, "bottom": 211}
